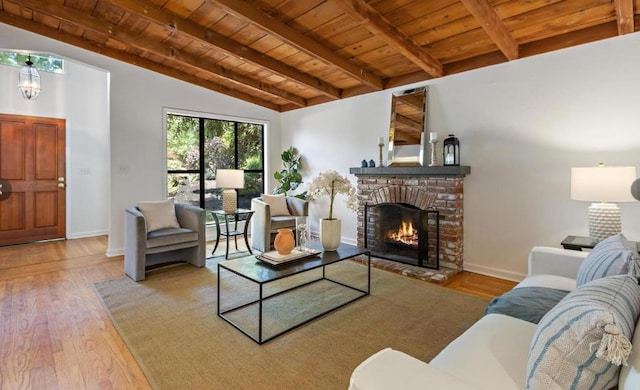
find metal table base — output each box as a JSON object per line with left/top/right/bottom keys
{"left": 217, "top": 245, "right": 371, "bottom": 344}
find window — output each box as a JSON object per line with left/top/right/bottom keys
{"left": 166, "top": 112, "right": 265, "bottom": 218}
{"left": 0, "top": 51, "right": 64, "bottom": 73}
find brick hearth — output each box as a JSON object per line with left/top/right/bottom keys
{"left": 351, "top": 255, "right": 460, "bottom": 283}
{"left": 350, "top": 166, "right": 470, "bottom": 282}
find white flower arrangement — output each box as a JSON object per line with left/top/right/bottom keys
{"left": 306, "top": 170, "right": 358, "bottom": 220}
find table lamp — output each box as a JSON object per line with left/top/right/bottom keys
{"left": 570, "top": 163, "right": 637, "bottom": 242}
{"left": 216, "top": 169, "right": 244, "bottom": 213}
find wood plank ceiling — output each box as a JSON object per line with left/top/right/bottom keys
{"left": 0, "top": 0, "right": 636, "bottom": 112}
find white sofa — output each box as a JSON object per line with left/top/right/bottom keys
{"left": 349, "top": 246, "right": 640, "bottom": 390}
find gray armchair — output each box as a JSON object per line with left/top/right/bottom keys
{"left": 124, "top": 203, "right": 205, "bottom": 281}
{"left": 251, "top": 196, "right": 308, "bottom": 252}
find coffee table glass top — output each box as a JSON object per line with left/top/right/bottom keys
{"left": 219, "top": 243, "right": 369, "bottom": 283}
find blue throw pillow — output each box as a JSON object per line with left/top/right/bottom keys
{"left": 576, "top": 233, "right": 639, "bottom": 287}
{"left": 526, "top": 274, "right": 640, "bottom": 390}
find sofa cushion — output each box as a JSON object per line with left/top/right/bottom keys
{"left": 138, "top": 199, "right": 180, "bottom": 232}
{"left": 430, "top": 313, "right": 537, "bottom": 390}
{"left": 576, "top": 233, "right": 639, "bottom": 287}
{"left": 146, "top": 227, "right": 198, "bottom": 248}
{"left": 526, "top": 274, "right": 640, "bottom": 390}
{"left": 262, "top": 194, "right": 291, "bottom": 216}
{"left": 515, "top": 274, "right": 576, "bottom": 292}
{"left": 619, "top": 313, "right": 640, "bottom": 389}
{"left": 485, "top": 287, "right": 569, "bottom": 324}
{"left": 270, "top": 215, "right": 296, "bottom": 231}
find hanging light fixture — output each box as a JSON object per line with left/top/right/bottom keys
{"left": 18, "top": 55, "right": 41, "bottom": 100}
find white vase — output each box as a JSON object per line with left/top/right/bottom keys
{"left": 320, "top": 218, "right": 341, "bottom": 251}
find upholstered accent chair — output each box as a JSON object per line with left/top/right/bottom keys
{"left": 124, "top": 200, "right": 205, "bottom": 281}
{"left": 250, "top": 195, "right": 308, "bottom": 252}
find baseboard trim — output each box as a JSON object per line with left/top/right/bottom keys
{"left": 106, "top": 248, "right": 124, "bottom": 257}
{"left": 67, "top": 230, "right": 108, "bottom": 239}
{"left": 463, "top": 262, "right": 525, "bottom": 283}
{"left": 341, "top": 237, "right": 357, "bottom": 246}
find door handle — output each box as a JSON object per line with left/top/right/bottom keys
{"left": 0, "top": 182, "right": 9, "bottom": 198}
{"left": 58, "top": 177, "right": 65, "bottom": 182}
{"left": 58, "top": 183, "right": 65, "bottom": 188}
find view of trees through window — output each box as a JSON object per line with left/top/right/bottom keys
{"left": 0, "top": 51, "right": 64, "bottom": 73}
{"left": 166, "top": 113, "right": 264, "bottom": 219}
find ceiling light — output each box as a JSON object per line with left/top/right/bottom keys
{"left": 18, "top": 55, "right": 41, "bottom": 100}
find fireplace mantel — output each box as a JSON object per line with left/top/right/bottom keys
{"left": 350, "top": 166, "right": 470, "bottom": 177}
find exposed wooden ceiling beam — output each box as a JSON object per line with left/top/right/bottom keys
{"left": 12, "top": 0, "right": 305, "bottom": 107}
{"left": 614, "top": 0, "right": 634, "bottom": 35}
{"left": 107, "top": 0, "right": 340, "bottom": 100}
{"left": 0, "top": 10, "right": 281, "bottom": 111}
{"left": 332, "top": 0, "right": 443, "bottom": 78}
{"left": 460, "top": 0, "right": 519, "bottom": 60}
{"left": 383, "top": 71, "right": 432, "bottom": 90}
{"left": 520, "top": 22, "right": 618, "bottom": 58}
{"left": 208, "top": 0, "right": 383, "bottom": 90}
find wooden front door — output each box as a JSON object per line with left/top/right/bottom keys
{"left": 0, "top": 114, "right": 66, "bottom": 245}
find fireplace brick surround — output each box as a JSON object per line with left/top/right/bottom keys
{"left": 350, "top": 166, "right": 470, "bottom": 282}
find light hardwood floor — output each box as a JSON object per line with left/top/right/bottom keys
{"left": 0, "top": 237, "right": 515, "bottom": 389}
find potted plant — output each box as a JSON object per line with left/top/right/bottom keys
{"left": 306, "top": 170, "right": 358, "bottom": 250}
{"left": 273, "top": 146, "right": 307, "bottom": 199}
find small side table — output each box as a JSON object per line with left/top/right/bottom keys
{"left": 561, "top": 235, "right": 640, "bottom": 252}
{"left": 210, "top": 208, "right": 254, "bottom": 259}
{"left": 560, "top": 235, "right": 597, "bottom": 251}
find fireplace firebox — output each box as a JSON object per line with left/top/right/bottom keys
{"left": 364, "top": 203, "right": 440, "bottom": 269}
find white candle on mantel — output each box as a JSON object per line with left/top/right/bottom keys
{"left": 429, "top": 132, "right": 438, "bottom": 142}
{"left": 378, "top": 136, "right": 385, "bottom": 145}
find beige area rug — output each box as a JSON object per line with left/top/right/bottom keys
{"left": 94, "top": 257, "right": 489, "bottom": 390}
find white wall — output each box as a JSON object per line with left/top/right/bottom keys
{"left": 0, "top": 23, "right": 282, "bottom": 255}
{"left": 281, "top": 33, "right": 640, "bottom": 281}
{"left": 0, "top": 51, "right": 110, "bottom": 239}
{"left": 64, "top": 60, "right": 110, "bottom": 238}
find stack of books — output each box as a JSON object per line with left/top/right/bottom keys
{"left": 257, "top": 248, "right": 321, "bottom": 266}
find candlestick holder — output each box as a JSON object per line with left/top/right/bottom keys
{"left": 429, "top": 140, "right": 438, "bottom": 167}
{"left": 378, "top": 141, "right": 384, "bottom": 167}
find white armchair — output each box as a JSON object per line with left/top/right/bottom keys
{"left": 250, "top": 196, "right": 308, "bottom": 252}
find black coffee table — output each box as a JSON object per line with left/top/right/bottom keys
{"left": 217, "top": 243, "right": 370, "bottom": 344}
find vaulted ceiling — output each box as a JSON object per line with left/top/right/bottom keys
{"left": 0, "top": 0, "right": 636, "bottom": 112}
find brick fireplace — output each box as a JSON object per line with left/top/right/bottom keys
{"left": 349, "top": 166, "right": 470, "bottom": 282}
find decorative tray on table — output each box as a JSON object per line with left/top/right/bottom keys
{"left": 256, "top": 248, "right": 321, "bottom": 266}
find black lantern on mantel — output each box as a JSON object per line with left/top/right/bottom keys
{"left": 443, "top": 134, "right": 460, "bottom": 166}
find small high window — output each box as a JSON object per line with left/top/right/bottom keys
{"left": 0, "top": 51, "right": 64, "bottom": 73}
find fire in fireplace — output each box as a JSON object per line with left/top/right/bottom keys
{"left": 387, "top": 220, "right": 418, "bottom": 246}
{"left": 364, "top": 203, "right": 439, "bottom": 269}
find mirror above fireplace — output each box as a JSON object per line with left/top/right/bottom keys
{"left": 387, "top": 86, "right": 427, "bottom": 166}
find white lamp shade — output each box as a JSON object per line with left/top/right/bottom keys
{"left": 216, "top": 169, "right": 244, "bottom": 189}
{"left": 570, "top": 166, "right": 636, "bottom": 203}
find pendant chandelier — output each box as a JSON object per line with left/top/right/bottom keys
{"left": 18, "top": 55, "right": 41, "bottom": 100}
